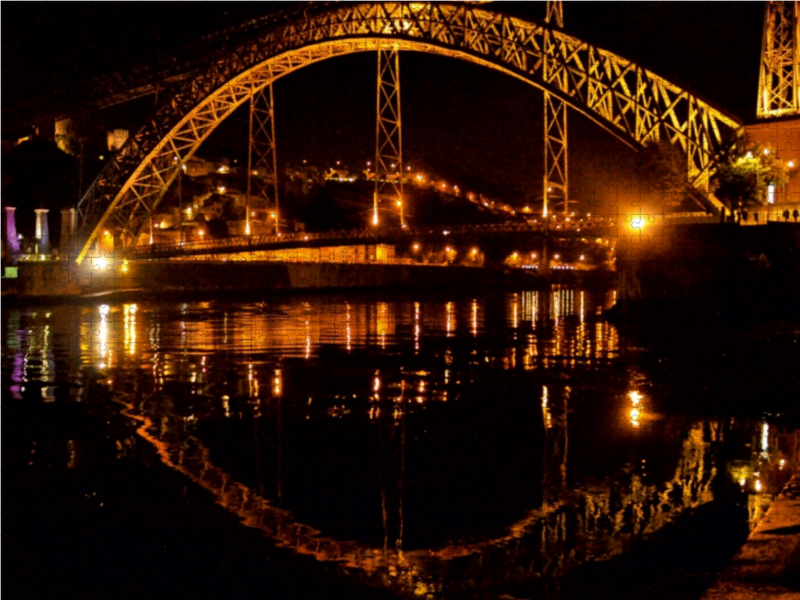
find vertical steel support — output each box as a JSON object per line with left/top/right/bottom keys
{"left": 247, "top": 81, "right": 280, "bottom": 235}
{"left": 544, "top": 93, "right": 569, "bottom": 216}
{"left": 758, "top": 1, "right": 800, "bottom": 118}
{"left": 546, "top": 0, "right": 564, "bottom": 28}
{"left": 374, "top": 47, "right": 405, "bottom": 229}
{"left": 543, "top": 1, "right": 569, "bottom": 216}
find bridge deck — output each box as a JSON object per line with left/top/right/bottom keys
{"left": 129, "top": 220, "right": 619, "bottom": 259}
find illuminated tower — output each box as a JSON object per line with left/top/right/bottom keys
{"left": 4, "top": 207, "right": 20, "bottom": 256}
{"left": 247, "top": 81, "right": 280, "bottom": 235}
{"left": 757, "top": 1, "right": 800, "bottom": 118}
{"left": 543, "top": 0, "right": 570, "bottom": 216}
{"left": 373, "top": 47, "right": 405, "bottom": 229}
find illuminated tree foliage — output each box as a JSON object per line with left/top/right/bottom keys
{"left": 712, "top": 139, "right": 792, "bottom": 208}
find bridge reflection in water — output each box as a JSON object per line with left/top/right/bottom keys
{"left": 3, "top": 289, "right": 789, "bottom": 597}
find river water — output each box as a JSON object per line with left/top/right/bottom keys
{"left": 4, "top": 287, "right": 798, "bottom": 599}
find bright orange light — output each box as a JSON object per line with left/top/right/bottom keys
{"left": 198, "top": 230, "right": 205, "bottom": 236}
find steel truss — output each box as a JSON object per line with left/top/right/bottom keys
{"left": 75, "top": 1, "right": 742, "bottom": 264}
{"left": 247, "top": 82, "right": 280, "bottom": 235}
{"left": 543, "top": 0, "right": 570, "bottom": 216}
{"left": 758, "top": 1, "right": 800, "bottom": 118}
{"left": 543, "top": 92, "right": 569, "bottom": 216}
{"left": 374, "top": 47, "right": 405, "bottom": 228}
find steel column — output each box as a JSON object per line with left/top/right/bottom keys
{"left": 543, "top": 0, "right": 569, "bottom": 216}
{"left": 247, "top": 82, "right": 280, "bottom": 235}
{"left": 758, "top": 1, "right": 800, "bottom": 118}
{"left": 374, "top": 47, "right": 405, "bottom": 229}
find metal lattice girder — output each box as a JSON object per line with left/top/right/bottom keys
{"left": 75, "top": 1, "right": 743, "bottom": 263}
{"left": 758, "top": 1, "right": 800, "bottom": 118}
{"left": 374, "top": 47, "right": 405, "bottom": 228}
{"left": 543, "top": 91, "right": 569, "bottom": 215}
{"left": 247, "top": 82, "right": 280, "bottom": 234}
{"left": 545, "top": 0, "right": 564, "bottom": 29}
{"left": 544, "top": 0, "right": 569, "bottom": 216}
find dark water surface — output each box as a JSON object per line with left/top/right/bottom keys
{"left": 4, "top": 287, "right": 798, "bottom": 599}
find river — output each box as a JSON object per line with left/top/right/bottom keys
{"left": 4, "top": 287, "right": 798, "bottom": 599}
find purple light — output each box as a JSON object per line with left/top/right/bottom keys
{"left": 5, "top": 207, "right": 20, "bottom": 255}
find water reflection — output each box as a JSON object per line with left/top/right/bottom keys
{"left": 2, "top": 288, "right": 795, "bottom": 598}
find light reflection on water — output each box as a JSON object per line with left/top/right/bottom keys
{"left": 2, "top": 288, "right": 794, "bottom": 597}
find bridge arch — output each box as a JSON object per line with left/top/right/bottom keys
{"left": 76, "top": 2, "right": 742, "bottom": 263}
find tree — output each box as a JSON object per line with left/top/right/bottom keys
{"left": 635, "top": 140, "right": 688, "bottom": 208}
{"left": 712, "top": 138, "right": 792, "bottom": 210}
{"left": 206, "top": 217, "right": 229, "bottom": 239}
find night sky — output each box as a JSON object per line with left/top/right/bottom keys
{"left": 3, "top": 2, "right": 766, "bottom": 205}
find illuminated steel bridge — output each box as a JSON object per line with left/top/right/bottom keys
{"left": 72, "top": 1, "right": 744, "bottom": 265}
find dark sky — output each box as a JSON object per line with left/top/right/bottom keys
{"left": 3, "top": 2, "right": 766, "bottom": 204}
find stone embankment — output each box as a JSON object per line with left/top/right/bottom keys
{"left": 5, "top": 259, "right": 602, "bottom": 299}
{"left": 702, "top": 433, "right": 800, "bottom": 600}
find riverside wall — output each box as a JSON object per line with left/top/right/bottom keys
{"left": 7, "top": 259, "right": 508, "bottom": 299}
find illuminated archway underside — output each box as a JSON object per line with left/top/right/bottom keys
{"left": 76, "top": 2, "right": 742, "bottom": 264}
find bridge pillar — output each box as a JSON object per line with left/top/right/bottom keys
{"left": 541, "top": 230, "right": 551, "bottom": 274}
{"left": 757, "top": 1, "right": 800, "bottom": 119}
{"left": 543, "top": 1, "right": 570, "bottom": 216}
{"left": 247, "top": 80, "right": 280, "bottom": 235}
{"left": 60, "top": 208, "right": 77, "bottom": 258}
{"left": 34, "top": 209, "right": 50, "bottom": 256}
{"left": 4, "top": 207, "right": 20, "bottom": 258}
{"left": 374, "top": 46, "right": 405, "bottom": 229}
